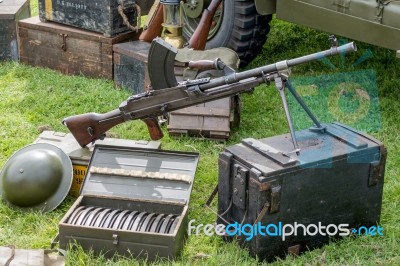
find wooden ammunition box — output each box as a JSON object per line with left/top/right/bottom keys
{"left": 38, "top": 0, "right": 143, "bottom": 37}
{"left": 217, "top": 123, "right": 386, "bottom": 261}
{"left": 18, "top": 17, "right": 139, "bottom": 79}
{"left": 58, "top": 145, "right": 199, "bottom": 260}
{"left": 0, "top": 0, "right": 30, "bottom": 61}
{"left": 34, "top": 131, "right": 161, "bottom": 197}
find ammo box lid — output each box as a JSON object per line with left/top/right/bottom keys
{"left": 18, "top": 16, "right": 135, "bottom": 44}
{"left": 34, "top": 131, "right": 161, "bottom": 165}
{"left": 113, "top": 41, "right": 151, "bottom": 63}
{"left": 81, "top": 145, "right": 199, "bottom": 205}
{"left": 0, "top": 0, "right": 29, "bottom": 19}
{"left": 226, "top": 122, "right": 384, "bottom": 177}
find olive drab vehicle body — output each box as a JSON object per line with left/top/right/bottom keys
{"left": 181, "top": 0, "right": 400, "bottom": 65}
{"left": 255, "top": 0, "right": 400, "bottom": 55}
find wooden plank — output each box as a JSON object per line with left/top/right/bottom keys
{"left": 18, "top": 17, "right": 139, "bottom": 44}
{"left": 167, "top": 97, "right": 235, "bottom": 139}
{"left": 170, "top": 107, "right": 230, "bottom": 117}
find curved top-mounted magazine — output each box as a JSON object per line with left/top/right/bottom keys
{"left": 148, "top": 37, "right": 179, "bottom": 90}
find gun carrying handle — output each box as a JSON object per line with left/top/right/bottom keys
{"left": 188, "top": 58, "right": 221, "bottom": 71}
{"left": 142, "top": 117, "right": 164, "bottom": 140}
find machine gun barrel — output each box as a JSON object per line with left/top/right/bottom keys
{"left": 199, "top": 42, "right": 357, "bottom": 91}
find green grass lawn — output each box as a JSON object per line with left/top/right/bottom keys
{"left": 1, "top": 1, "right": 400, "bottom": 265}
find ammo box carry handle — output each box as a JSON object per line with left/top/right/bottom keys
{"left": 118, "top": 1, "right": 141, "bottom": 32}
{"left": 205, "top": 184, "right": 269, "bottom": 226}
{"left": 205, "top": 184, "right": 231, "bottom": 225}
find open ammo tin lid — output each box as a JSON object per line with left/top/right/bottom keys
{"left": 81, "top": 145, "right": 199, "bottom": 205}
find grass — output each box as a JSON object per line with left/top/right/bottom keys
{"left": 0, "top": 1, "right": 400, "bottom": 265}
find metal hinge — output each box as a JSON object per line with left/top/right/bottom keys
{"left": 368, "top": 161, "right": 381, "bottom": 186}
{"left": 270, "top": 184, "right": 282, "bottom": 213}
{"left": 112, "top": 234, "right": 119, "bottom": 245}
{"left": 59, "top": 33, "right": 68, "bottom": 52}
{"left": 333, "top": 0, "right": 351, "bottom": 13}
{"left": 254, "top": 181, "right": 282, "bottom": 224}
{"left": 232, "top": 164, "right": 249, "bottom": 210}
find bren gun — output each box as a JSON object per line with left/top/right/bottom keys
{"left": 63, "top": 37, "right": 357, "bottom": 154}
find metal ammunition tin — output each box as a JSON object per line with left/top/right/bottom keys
{"left": 34, "top": 131, "right": 161, "bottom": 196}
{"left": 58, "top": 145, "right": 199, "bottom": 260}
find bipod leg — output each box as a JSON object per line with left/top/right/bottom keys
{"left": 286, "top": 80, "right": 325, "bottom": 132}
{"left": 274, "top": 76, "right": 301, "bottom": 155}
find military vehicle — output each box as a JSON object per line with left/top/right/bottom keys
{"left": 182, "top": 0, "right": 400, "bottom": 66}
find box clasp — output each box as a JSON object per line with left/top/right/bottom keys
{"left": 112, "top": 234, "right": 119, "bottom": 245}
{"left": 270, "top": 184, "right": 282, "bottom": 213}
{"left": 368, "top": 161, "right": 381, "bottom": 186}
{"left": 233, "top": 164, "right": 248, "bottom": 210}
{"left": 253, "top": 180, "right": 282, "bottom": 224}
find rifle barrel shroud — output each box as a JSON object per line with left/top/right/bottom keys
{"left": 63, "top": 42, "right": 357, "bottom": 147}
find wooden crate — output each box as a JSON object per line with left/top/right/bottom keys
{"left": 167, "top": 97, "right": 240, "bottom": 140}
{"left": 18, "top": 16, "right": 139, "bottom": 79}
{"left": 0, "top": 0, "right": 30, "bottom": 61}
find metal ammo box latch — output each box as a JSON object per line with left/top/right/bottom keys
{"left": 251, "top": 178, "right": 282, "bottom": 225}
{"left": 232, "top": 164, "right": 249, "bottom": 210}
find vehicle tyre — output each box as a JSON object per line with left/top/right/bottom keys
{"left": 183, "top": 0, "right": 272, "bottom": 67}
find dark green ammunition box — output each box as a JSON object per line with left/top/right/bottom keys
{"left": 217, "top": 123, "right": 386, "bottom": 261}
{"left": 38, "top": 0, "right": 141, "bottom": 37}
{"left": 113, "top": 41, "right": 151, "bottom": 94}
{"left": 0, "top": 0, "right": 30, "bottom": 61}
{"left": 58, "top": 145, "right": 199, "bottom": 260}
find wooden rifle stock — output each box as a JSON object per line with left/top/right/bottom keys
{"left": 188, "top": 0, "right": 223, "bottom": 50}
{"left": 139, "top": 1, "right": 164, "bottom": 42}
{"left": 63, "top": 110, "right": 163, "bottom": 147}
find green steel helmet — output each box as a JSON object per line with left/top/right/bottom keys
{"left": 0, "top": 143, "right": 73, "bottom": 212}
